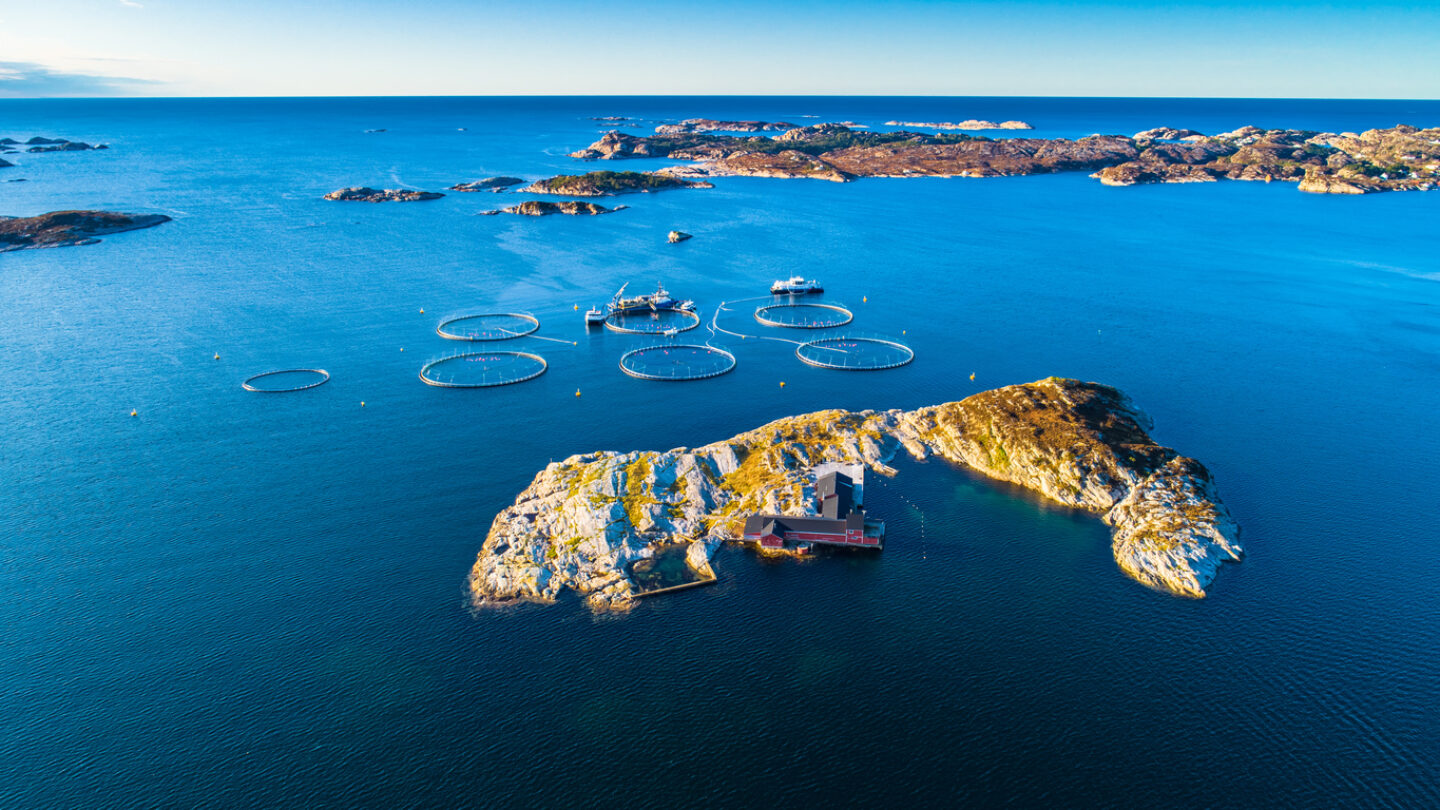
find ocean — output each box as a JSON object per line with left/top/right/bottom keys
{"left": 2, "top": 96, "right": 1438, "bottom": 807}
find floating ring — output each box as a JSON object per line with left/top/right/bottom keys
{"left": 619, "top": 344, "right": 737, "bottom": 381}
{"left": 419, "top": 351, "right": 548, "bottom": 388}
{"left": 242, "top": 368, "right": 331, "bottom": 392}
{"left": 754, "top": 302, "right": 854, "bottom": 329}
{"left": 436, "top": 312, "right": 540, "bottom": 342}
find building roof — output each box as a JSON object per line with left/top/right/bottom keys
{"left": 744, "top": 513, "right": 853, "bottom": 537}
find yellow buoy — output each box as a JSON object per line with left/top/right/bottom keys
{"left": 361, "top": 401, "right": 366, "bottom": 407}
{"left": 863, "top": 296, "right": 868, "bottom": 303}
{"left": 969, "top": 372, "right": 976, "bottom": 381}
{"left": 573, "top": 304, "right": 579, "bottom": 310}
{"left": 419, "top": 308, "right": 424, "bottom": 314}
{"left": 575, "top": 389, "right": 582, "bottom": 397}
{"left": 130, "top": 409, "right": 137, "bottom": 417}
{"left": 213, "top": 353, "right": 220, "bottom": 360}
{"left": 779, "top": 381, "right": 786, "bottom": 388}
{"left": 400, "top": 348, "right": 404, "bottom": 352}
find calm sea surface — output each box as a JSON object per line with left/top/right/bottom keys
{"left": 2, "top": 97, "right": 1439, "bottom": 807}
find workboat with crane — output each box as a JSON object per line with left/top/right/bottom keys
{"left": 606, "top": 282, "right": 696, "bottom": 315}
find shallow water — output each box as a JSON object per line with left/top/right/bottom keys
{"left": 1, "top": 97, "right": 1438, "bottom": 807}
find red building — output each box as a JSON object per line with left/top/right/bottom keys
{"left": 742, "top": 470, "right": 885, "bottom": 551}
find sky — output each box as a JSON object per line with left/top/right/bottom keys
{"left": 1, "top": 0, "right": 1437, "bottom": 98}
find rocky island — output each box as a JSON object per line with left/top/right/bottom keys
{"left": 520, "top": 170, "right": 713, "bottom": 196}
{"left": 471, "top": 378, "right": 1243, "bottom": 613}
{"left": 323, "top": 187, "right": 444, "bottom": 202}
{"left": 885, "top": 119, "right": 1033, "bottom": 130}
{"left": 569, "top": 122, "right": 1440, "bottom": 193}
{"left": 655, "top": 119, "right": 797, "bottom": 134}
{"left": 479, "top": 200, "right": 623, "bottom": 216}
{"left": 0, "top": 210, "right": 170, "bottom": 252}
{"left": 448, "top": 176, "right": 524, "bottom": 192}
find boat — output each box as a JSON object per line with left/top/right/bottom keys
{"left": 770, "top": 276, "right": 824, "bottom": 295}
{"left": 606, "top": 283, "right": 696, "bottom": 315}
{"left": 584, "top": 306, "right": 606, "bottom": 325}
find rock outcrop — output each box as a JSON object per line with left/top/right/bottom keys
{"left": 0, "top": 210, "right": 170, "bottom": 252}
{"left": 323, "top": 187, "right": 444, "bottom": 202}
{"left": 26, "top": 141, "right": 106, "bottom": 153}
{"left": 481, "top": 200, "right": 622, "bottom": 216}
{"left": 885, "top": 120, "right": 1033, "bottom": 130}
{"left": 570, "top": 122, "right": 1440, "bottom": 194}
{"left": 448, "top": 176, "right": 524, "bottom": 192}
{"left": 521, "top": 170, "right": 712, "bottom": 196}
{"left": 470, "top": 378, "right": 1243, "bottom": 613}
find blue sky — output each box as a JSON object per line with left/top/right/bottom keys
{"left": 1, "top": 0, "right": 1436, "bottom": 98}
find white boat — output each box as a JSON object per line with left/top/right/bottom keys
{"left": 585, "top": 306, "right": 606, "bottom": 325}
{"left": 770, "top": 276, "right": 824, "bottom": 295}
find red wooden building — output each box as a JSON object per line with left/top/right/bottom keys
{"left": 742, "top": 469, "right": 885, "bottom": 551}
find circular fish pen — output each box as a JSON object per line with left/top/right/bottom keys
{"left": 619, "top": 345, "right": 737, "bottom": 381}
{"left": 436, "top": 312, "right": 540, "bottom": 342}
{"left": 419, "top": 351, "right": 548, "bottom": 388}
{"left": 604, "top": 309, "right": 700, "bottom": 335}
{"left": 242, "top": 368, "right": 331, "bottom": 392}
{"left": 754, "top": 302, "right": 854, "bottom": 329}
{"left": 795, "top": 337, "right": 914, "bottom": 371}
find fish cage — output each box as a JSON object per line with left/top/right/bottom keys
{"left": 435, "top": 312, "right": 540, "bottom": 341}
{"left": 419, "top": 351, "right": 548, "bottom": 388}
{"left": 242, "top": 368, "right": 331, "bottom": 392}
{"left": 604, "top": 309, "right": 700, "bottom": 335}
{"left": 753, "top": 301, "right": 854, "bottom": 329}
{"left": 795, "top": 336, "right": 915, "bottom": 371}
{"left": 619, "top": 344, "right": 737, "bottom": 381}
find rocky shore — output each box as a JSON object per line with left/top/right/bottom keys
{"left": 520, "top": 170, "right": 713, "bottom": 196}
{"left": 0, "top": 211, "right": 170, "bottom": 252}
{"left": 323, "top": 187, "right": 444, "bottom": 202}
{"left": 570, "top": 122, "right": 1440, "bottom": 193}
{"left": 470, "top": 378, "right": 1243, "bottom": 613}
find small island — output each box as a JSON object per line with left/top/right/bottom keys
{"left": 471, "top": 378, "right": 1243, "bottom": 613}
{"left": 884, "top": 119, "right": 1033, "bottom": 130}
{"left": 448, "top": 176, "right": 524, "bottom": 192}
{"left": 570, "top": 122, "right": 1440, "bottom": 193}
{"left": 323, "top": 187, "right": 444, "bottom": 202}
{"left": 479, "top": 200, "right": 623, "bottom": 216}
{"left": 519, "top": 170, "right": 713, "bottom": 196}
{"left": 655, "top": 118, "right": 797, "bottom": 134}
{"left": 0, "top": 210, "right": 171, "bottom": 252}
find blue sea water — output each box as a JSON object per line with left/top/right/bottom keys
{"left": 2, "top": 96, "right": 1439, "bottom": 807}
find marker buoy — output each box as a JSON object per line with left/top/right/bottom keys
{"left": 130, "top": 409, "right": 137, "bottom": 417}
{"left": 214, "top": 353, "right": 220, "bottom": 360}
{"left": 361, "top": 401, "right": 366, "bottom": 407}
{"left": 969, "top": 372, "right": 976, "bottom": 381}
{"left": 419, "top": 308, "right": 424, "bottom": 314}
{"left": 573, "top": 304, "right": 579, "bottom": 310}
{"left": 575, "top": 389, "right": 581, "bottom": 397}
{"left": 863, "top": 296, "right": 868, "bottom": 303}
{"left": 779, "top": 381, "right": 786, "bottom": 388}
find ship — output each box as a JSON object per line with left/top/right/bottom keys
{"left": 584, "top": 306, "right": 606, "bottom": 326}
{"left": 606, "top": 282, "right": 696, "bottom": 315}
{"left": 770, "top": 276, "right": 824, "bottom": 295}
